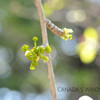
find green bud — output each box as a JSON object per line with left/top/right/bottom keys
{"left": 32, "top": 37, "right": 38, "bottom": 41}
{"left": 34, "top": 48, "right": 38, "bottom": 54}
{"left": 21, "top": 44, "right": 29, "bottom": 52}
{"left": 69, "top": 34, "right": 72, "bottom": 40}
{"left": 32, "top": 37, "right": 38, "bottom": 48}
{"left": 32, "top": 53, "right": 38, "bottom": 61}
{"left": 45, "top": 45, "right": 51, "bottom": 53}
{"left": 63, "top": 28, "right": 73, "bottom": 34}
{"left": 42, "top": 56, "right": 48, "bottom": 63}
{"left": 31, "top": 47, "right": 36, "bottom": 52}
{"left": 38, "top": 46, "right": 44, "bottom": 54}
{"left": 61, "top": 34, "right": 68, "bottom": 40}
{"left": 30, "top": 65, "right": 35, "bottom": 70}
{"left": 25, "top": 50, "right": 32, "bottom": 61}
{"left": 25, "top": 50, "right": 32, "bottom": 56}
{"left": 39, "top": 55, "right": 43, "bottom": 59}
{"left": 61, "top": 28, "right": 73, "bottom": 40}
{"left": 31, "top": 61, "right": 38, "bottom": 66}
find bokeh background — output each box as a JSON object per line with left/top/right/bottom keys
{"left": 0, "top": 0, "right": 100, "bottom": 100}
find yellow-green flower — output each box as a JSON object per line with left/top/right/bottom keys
{"left": 31, "top": 61, "right": 38, "bottom": 66}
{"left": 30, "top": 66, "right": 35, "bottom": 70}
{"left": 63, "top": 28, "right": 73, "bottom": 34}
{"left": 25, "top": 50, "right": 33, "bottom": 61}
{"left": 32, "top": 37, "right": 38, "bottom": 41}
{"left": 61, "top": 28, "right": 73, "bottom": 40}
{"left": 38, "top": 46, "right": 45, "bottom": 54}
{"left": 22, "top": 36, "right": 51, "bottom": 70}
{"left": 42, "top": 56, "right": 49, "bottom": 63}
{"left": 22, "top": 44, "right": 29, "bottom": 52}
{"left": 45, "top": 45, "right": 51, "bottom": 53}
{"left": 32, "top": 37, "right": 38, "bottom": 48}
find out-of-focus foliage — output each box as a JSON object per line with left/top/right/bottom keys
{"left": 43, "top": 0, "right": 64, "bottom": 17}
{"left": 0, "top": 0, "right": 100, "bottom": 100}
{"left": 77, "top": 27, "right": 98, "bottom": 64}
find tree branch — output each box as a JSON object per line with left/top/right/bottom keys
{"left": 34, "top": 0, "right": 57, "bottom": 100}
{"left": 45, "top": 18, "right": 64, "bottom": 36}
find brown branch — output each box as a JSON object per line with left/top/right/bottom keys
{"left": 45, "top": 18, "right": 64, "bottom": 36}
{"left": 34, "top": 0, "right": 57, "bottom": 100}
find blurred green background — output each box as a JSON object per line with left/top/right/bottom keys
{"left": 0, "top": 0, "right": 100, "bottom": 100}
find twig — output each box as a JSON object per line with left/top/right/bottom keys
{"left": 45, "top": 18, "right": 64, "bottom": 36}
{"left": 34, "top": 0, "right": 57, "bottom": 100}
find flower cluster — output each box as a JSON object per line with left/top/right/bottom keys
{"left": 61, "top": 28, "right": 73, "bottom": 40}
{"left": 21, "top": 37, "right": 51, "bottom": 70}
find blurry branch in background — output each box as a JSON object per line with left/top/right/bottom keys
{"left": 34, "top": 0, "right": 57, "bottom": 100}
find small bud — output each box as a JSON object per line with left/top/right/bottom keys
{"left": 39, "top": 55, "right": 43, "bottom": 59}
{"left": 31, "top": 47, "right": 35, "bottom": 52}
{"left": 61, "top": 34, "right": 69, "bottom": 40}
{"left": 25, "top": 50, "right": 32, "bottom": 61}
{"left": 42, "top": 56, "right": 49, "bottom": 62}
{"left": 38, "top": 46, "right": 45, "bottom": 53}
{"left": 32, "top": 54, "right": 38, "bottom": 61}
{"left": 45, "top": 45, "right": 51, "bottom": 53}
{"left": 21, "top": 44, "right": 29, "bottom": 52}
{"left": 63, "top": 28, "right": 73, "bottom": 34}
{"left": 32, "top": 37, "right": 38, "bottom": 41}
{"left": 69, "top": 34, "right": 72, "bottom": 40}
{"left": 30, "top": 66, "right": 35, "bottom": 70}
{"left": 31, "top": 61, "right": 38, "bottom": 66}
{"left": 25, "top": 50, "right": 31, "bottom": 56}
{"left": 61, "top": 28, "right": 73, "bottom": 40}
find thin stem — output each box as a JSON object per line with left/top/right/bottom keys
{"left": 34, "top": 0, "right": 48, "bottom": 44}
{"left": 34, "top": 0, "right": 57, "bottom": 100}
{"left": 34, "top": 41, "right": 36, "bottom": 48}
